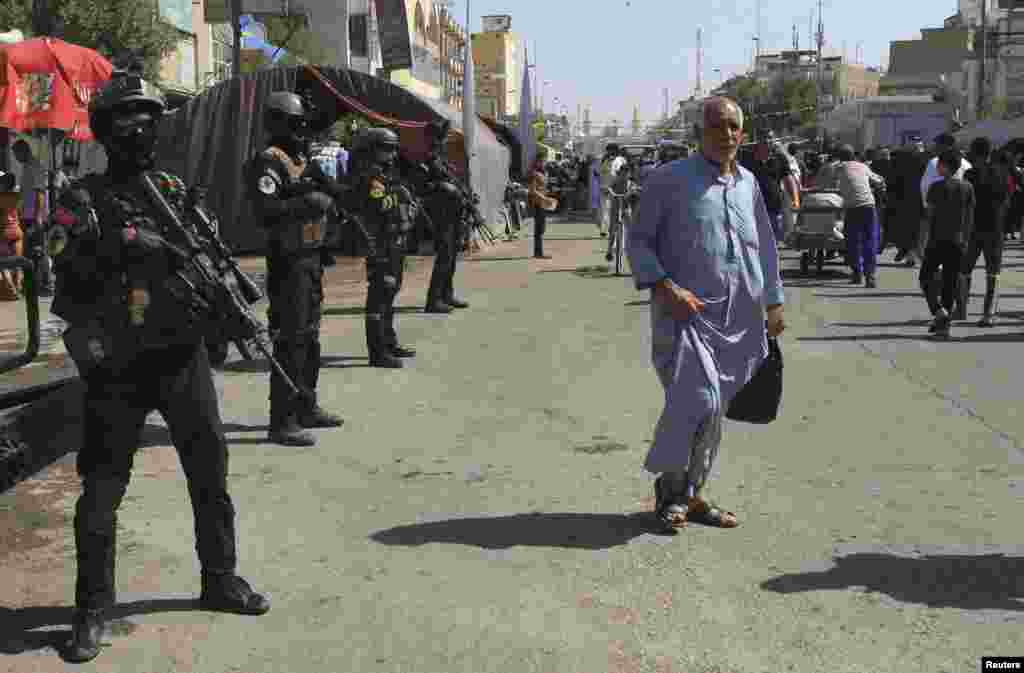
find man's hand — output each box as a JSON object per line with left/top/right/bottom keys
{"left": 654, "top": 280, "right": 705, "bottom": 320}
{"left": 766, "top": 304, "right": 786, "bottom": 337}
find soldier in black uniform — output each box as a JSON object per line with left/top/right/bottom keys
{"left": 351, "top": 128, "right": 418, "bottom": 368}
{"left": 414, "top": 119, "right": 473, "bottom": 314}
{"left": 50, "top": 73, "right": 270, "bottom": 664}
{"left": 246, "top": 91, "right": 345, "bottom": 446}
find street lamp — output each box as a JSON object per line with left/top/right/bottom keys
{"left": 713, "top": 67, "right": 722, "bottom": 90}
{"left": 541, "top": 80, "right": 551, "bottom": 116}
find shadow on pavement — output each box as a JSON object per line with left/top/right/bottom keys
{"left": 0, "top": 598, "right": 199, "bottom": 658}
{"left": 323, "top": 306, "right": 423, "bottom": 317}
{"left": 781, "top": 269, "right": 850, "bottom": 281}
{"left": 537, "top": 265, "right": 627, "bottom": 280}
{"left": 798, "top": 334, "right": 928, "bottom": 343}
{"left": 220, "top": 355, "right": 368, "bottom": 375}
{"left": 828, "top": 320, "right": 932, "bottom": 328}
{"left": 800, "top": 332, "right": 1024, "bottom": 343}
{"left": 761, "top": 552, "right": 1024, "bottom": 612}
{"left": 814, "top": 292, "right": 923, "bottom": 299}
{"left": 461, "top": 256, "right": 535, "bottom": 262}
{"left": 370, "top": 512, "right": 659, "bottom": 550}
{"left": 624, "top": 300, "right": 650, "bottom": 307}
{"left": 816, "top": 292, "right": 1024, "bottom": 300}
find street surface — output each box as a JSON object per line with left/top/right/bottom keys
{"left": 1, "top": 218, "right": 1023, "bottom": 673}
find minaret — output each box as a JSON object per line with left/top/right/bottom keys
{"left": 695, "top": 26, "right": 703, "bottom": 98}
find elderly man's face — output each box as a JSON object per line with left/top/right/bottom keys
{"left": 702, "top": 99, "right": 743, "bottom": 166}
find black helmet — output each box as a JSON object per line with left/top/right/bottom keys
{"left": 264, "top": 91, "right": 308, "bottom": 139}
{"left": 353, "top": 127, "right": 400, "bottom": 153}
{"left": 88, "top": 73, "right": 166, "bottom": 141}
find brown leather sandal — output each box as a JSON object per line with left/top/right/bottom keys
{"left": 686, "top": 497, "right": 739, "bottom": 528}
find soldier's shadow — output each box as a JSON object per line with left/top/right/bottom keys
{"left": 219, "top": 355, "right": 370, "bottom": 375}
{"left": 322, "top": 306, "right": 423, "bottom": 317}
{"left": 0, "top": 598, "right": 198, "bottom": 658}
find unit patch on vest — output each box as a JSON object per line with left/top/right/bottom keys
{"left": 369, "top": 179, "right": 386, "bottom": 199}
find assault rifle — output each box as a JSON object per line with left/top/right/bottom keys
{"left": 138, "top": 173, "right": 314, "bottom": 406}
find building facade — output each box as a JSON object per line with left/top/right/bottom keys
{"left": 387, "top": 0, "right": 466, "bottom": 109}
{"left": 754, "top": 50, "right": 880, "bottom": 105}
{"left": 471, "top": 24, "right": 521, "bottom": 122}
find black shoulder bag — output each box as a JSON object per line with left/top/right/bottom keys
{"left": 726, "top": 336, "right": 783, "bottom": 424}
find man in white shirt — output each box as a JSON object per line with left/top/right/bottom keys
{"left": 597, "top": 144, "right": 627, "bottom": 236}
{"left": 913, "top": 133, "right": 970, "bottom": 265}
{"left": 921, "top": 133, "right": 970, "bottom": 207}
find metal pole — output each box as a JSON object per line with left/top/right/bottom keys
{"left": 979, "top": 0, "right": 987, "bottom": 120}
{"left": 231, "top": 0, "right": 242, "bottom": 79}
{"left": 343, "top": 0, "right": 351, "bottom": 69}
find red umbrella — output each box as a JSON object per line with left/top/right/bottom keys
{"left": 0, "top": 37, "right": 113, "bottom": 141}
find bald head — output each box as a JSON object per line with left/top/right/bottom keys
{"left": 703, "top": 96, "right": 744, "bottom": 129}
{"left": 701, "top": 96, "right": 744, "bottom": 170}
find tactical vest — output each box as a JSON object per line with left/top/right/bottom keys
{"left": 52, "top": 173, "right": 218, "bottom": 370}
{"left": 261, "top": 146, "right": 328, "bottom": 253}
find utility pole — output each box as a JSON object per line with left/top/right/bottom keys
{"left": 231, "top": 0, "right": 242, "bottom": 79}
{"left": 979, "top": 0, "right": 988, "bottom": 120}
{"left": 815, "top": 0, "right": 824, "bottom": 150}
{"left": 793, "top": 23, "right": 799, "bottom": 52}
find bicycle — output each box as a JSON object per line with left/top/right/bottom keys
{"left": 606, "top": 184, "right": 641, "bottom": 276}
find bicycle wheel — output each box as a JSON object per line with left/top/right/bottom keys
{"left": 614, "top": 205, "right": 625, "bottom": 275}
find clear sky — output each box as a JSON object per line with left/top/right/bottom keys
{"left": 462, "top": 0, "right": 958, "bottom": 127}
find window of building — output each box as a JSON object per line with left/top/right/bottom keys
{"left": 211, "top": 23, "right": 233, "bottom": 84}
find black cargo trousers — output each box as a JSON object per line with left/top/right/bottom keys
{"left": 74, "top": 342, "right": 235, "bottom": 609}
{"left": 266, "top": 249, "right": 323, "bottom": 422}
{"left": 365, "top": 235, "right": 406, "bottom": 356}
{"left": 424, "top": 188, "right": 462, "bottom": 304}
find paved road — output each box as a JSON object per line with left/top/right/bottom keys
{"left": 1, "top": 219, "right": 1023, "bottom": 673}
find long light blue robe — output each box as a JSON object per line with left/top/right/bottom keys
{"left": 627, "top": 154, "right": 785, "bottom": 479}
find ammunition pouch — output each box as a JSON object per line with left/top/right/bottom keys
{"left": 272, "top": 215, "right": 328, "bottom": 255}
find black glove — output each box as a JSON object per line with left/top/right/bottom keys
{"left": 302, "top": 191, "right": 334, "bottom": 214}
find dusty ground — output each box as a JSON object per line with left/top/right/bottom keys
{"left": 0, "top": 218, "right": 1023, "bottom": 673}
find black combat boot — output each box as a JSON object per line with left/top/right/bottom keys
{"left": 297, "top": 406, "right": 344, "bottom": 429}
{"left": 953, "top": 273, "right": 971, "bottom": 321}
{"left": 978, "top": 274, "right": 1000, "bottom": 327}
{"left": 931, "top": 308, "right": 951, "bottom": 340}
{"left": 425, "top": 268, "right": 451, "bottom": 313}
{"left": 424, "top": 301, "right": 452, "bottom": 314}
{"left": 65, "top": 608, "right": 104, "bottom": 663}
{"left": 849, "top": 271, "right": 863, "bottom": 285}
{"left": 445, "top": 294, "right": 469, "bottom": 309}
{"left": 268, "top": 414, "right": 316, "bottom": 446}
{"left": 367, "top": 318, "right": 405, "bottom": 367}
{"left": 200, "top": 572, "right": 271, "bottom": 615}
{"left": 864, "top": 274, "right": 877, "bottom": 289}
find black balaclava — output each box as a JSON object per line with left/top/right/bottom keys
{"left": 103, "top": 106, "right": 159, "bottom": 180}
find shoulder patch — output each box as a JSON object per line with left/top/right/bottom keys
{"left": 258, "top": 174, "right": 279, "bottom": 195}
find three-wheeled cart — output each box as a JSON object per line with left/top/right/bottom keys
{"left": 788, "top": 189, "right": 847, "bottom": 276}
